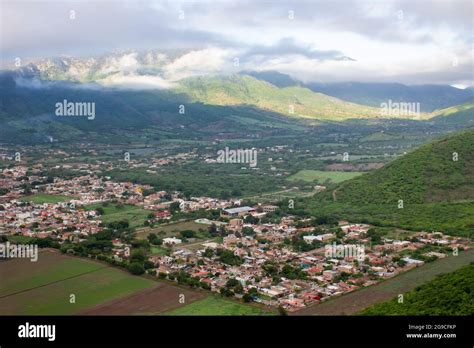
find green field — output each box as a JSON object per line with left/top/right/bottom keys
{"left": 164, "top": 296, "right": 274, "bottom": 316}
{"left": 150, "top": 246, "right": 168, "bottom": 255}
{"left": 136, "top": 220, "right": 206, "bottom": 240}
{"left": 84, "top": 203, "right": 150, "bottom": 228}
{"left": 288, "top": 170, "right": 363, "bottom": 184}
{"left": 0, "top": 251, "right": 156, "bottom": 315}
{"left": 21, "top": 194, "right": 75, "bottom": 204}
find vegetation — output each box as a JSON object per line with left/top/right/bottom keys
{"left": 307, "top": 129, "right": 474, "bottom": 236}
{"left": 288, "top": 169, "right": 362, "bottom": 184}
{"left": 0, "top": 252, "right": 155, "bottom": 315}
{"left": 164, "top": 296, "right": 273, "bottom": 315}
{"left": 84, "top": 203, "right": 150, "bottom": 228}
{"left": 319, "top": 129, "right": 474, "bottom": 204}
{"left": 20, "top": 194, "right": 75, "bottom": 204}
{"left": 176, "top": 74, "right": 383, "bottom": 121}
{"left": 360, "top": 263, "right": 474, "bottom": 315}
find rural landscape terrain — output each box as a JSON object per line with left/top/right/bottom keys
{"left": 1, "top": 0, "right": 473, "bottom": 325}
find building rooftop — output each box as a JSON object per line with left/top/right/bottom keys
{"left": 223, "top": 206, "right": 255, "bottom": 214}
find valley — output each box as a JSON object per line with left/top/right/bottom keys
{"left": 1, "top": 51, "right": 473, "bottom": 318}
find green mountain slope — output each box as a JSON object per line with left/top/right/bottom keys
{"left": 360, "top": 263, "right": 474, "bottom": 315}
{"left": 175, "top": 75, "right": 421, "bottom": 121}
{"left": 430, "top": 98, "right": 474, "bottom": 126}
{"left": 324, "top": 129, "right": 474, "bottom": 204}
{"left": 306, "top": 129, "right": 474, "bottom": 236}
{"left": 0, "top": 73, "right": 307, "bottom": 144}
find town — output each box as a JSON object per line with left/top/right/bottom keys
{"left": 1, "top": 159, "right": 470, "bottom": 313}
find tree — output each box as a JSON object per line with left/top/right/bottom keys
{"left": 220, "top": 287, "right": 234, "bottom": 297}
{"left": 226, "top": 278, "right": 240, "bottom": 288}
{"left": 244, "top": 215, "right": 259, "bottom": 224}
{"left": 144, "top": 260, "right": 155, "bottom": 269}
{"left": 147, "top": 233, "right": 162, "bottom": 245}
{"left": 234, "top": 283, "right": 244, "bottom": 294}
{"left": 217, "top": 249, "right": 243, "bottom": 266}
{"left": 180, "top": 230, "right": 195, "bottom": 239}
{"left": 242, "top": 227, "right": 256, "bottom": 236}
{"left": 208, "top": 224, "right": 218, "bottom": 236}
{"left": 278, "top": 306, "right": 288, "bottom": 316}
{"left": 128, "top": 262, "right": 145, "bottom": 275}
{"left": 130, "top": 249, "right": 146, "bottom": 263}
{"left": 169, "top": 202, "right": 181, "bottom": 213}
{"left": 203, "top": 248, "right": 214, "bottom": 258}
{"left": 243, "top": 293, "right": 253, "bottom": 303}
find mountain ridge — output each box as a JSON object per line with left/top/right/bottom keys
{"left": 317, "top": 128, "right": 474, "bottom": 205}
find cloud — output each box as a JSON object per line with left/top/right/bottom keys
{"left": 243, "top": 38, "right": 354, "bottom": 61}
{"left": 97, "top": 74, "right": 176, "bottom": 90}
{"left": 97, "top": 53, "right": 141, "bottom": 75}
{"left": 163, "top": 47, "right": 237, "bottom": 81}
{"left": 1, "top": 0, "right": 472, "bottom": 86}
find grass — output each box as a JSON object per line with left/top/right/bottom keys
{"left": 288, "top": 170, "right": 362, "bottom": 184}
{"left": 0, "top": 251, "right": 156, "bottom": 315}
{"left": 164, "top": 296, "right": 274, "bottom": 316}
{"left": 136, "top": 220, "right": 206, "bottom": 240}
{"left": 21, "top": 193, "right": 75, "bottom": 204}
{"left": 150, "top": 246, "right": 169, "bottom": 255}
{"left": 0, "top": 257, "right": 104, "bottom": 297}
{"left": 84, "top": 203, "right": 150, "bottom": 228}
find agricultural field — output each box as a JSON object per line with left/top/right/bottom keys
{"left": 84, "top": 203, "right": 150, "bottom": 228}
{"left": 164, "top": 296, "right": 274, "bottom": 316}
{"left": 0, "top": 250, "right": 156, "bottom": 315}
{"left": 136, "top": 220, "right": 207, "bottom": 240}
{"left": 293, "top": 249, "right": 474, "bottom": 316}
{"left": 79, "top": 283, "right": 205, "bottom": 315}
{"left": 288, "top": 170, "right": 362, "bottom": 184}
{"left": 20, "top": 194, "right": 76, "bottom": 204}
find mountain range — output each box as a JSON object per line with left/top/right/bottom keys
{"left": 247, "top": 70, "right": 474, "bottom": 112}
{"left": 1, "top": 50, "right": 473, "bottom": 144}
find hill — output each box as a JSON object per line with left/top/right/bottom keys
{"left": 1, "top": 65, "right": 473, "bottom": 144}
{"left": 430, "top": 98, "right": 474, "bottom": 127}
{"left": 242, "top": 71, "right": 474, "bottom": 112}
{"left": 324, "top": 129, "right": 474, "bottom": 204}
{"left": 306, "top": 129, "right": 474, "bottom": 236}
{"left": 0, "top": 72, "right": 305, "bottom": 144}
{"left": 304, "top": 81, "right": 474, "bottom": 112}
{"left": 174, "top": 75, "right": 424, "bottom": 121}
{"left": 359, "top": 263, "right": 474, "bottom": 315}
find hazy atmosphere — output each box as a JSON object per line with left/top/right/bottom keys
{"left": 2, "top": 0, "right": 473, "bottom": 86}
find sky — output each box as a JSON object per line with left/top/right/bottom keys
{"left": 1, "top": 0, "right": 473, "bottom": 87}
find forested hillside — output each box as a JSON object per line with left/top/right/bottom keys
{"left": 360, "top": 263, "right": 474, "bottom": 315}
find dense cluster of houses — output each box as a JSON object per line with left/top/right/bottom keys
{"left": 1, "top": 162, "right": 472, "bottom": 313}
{"left": 148, "top": 219, "right": 470, "bottom": 312}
